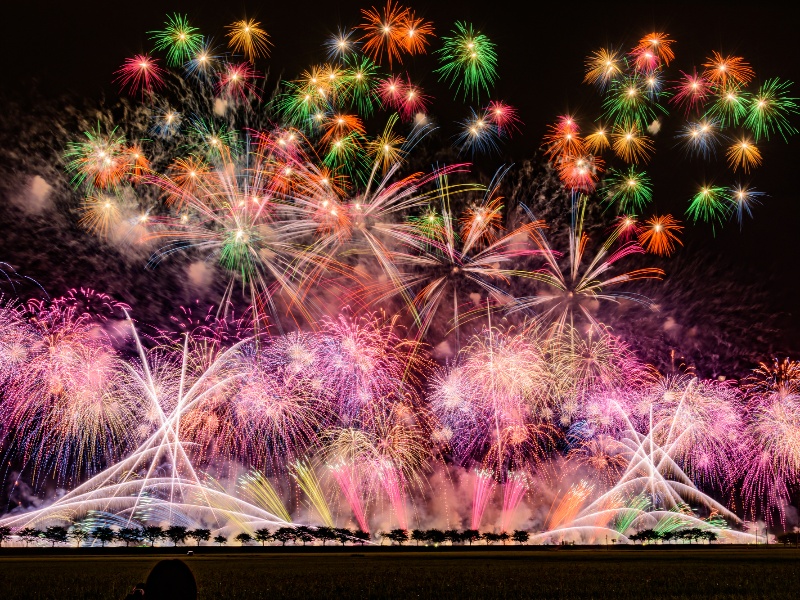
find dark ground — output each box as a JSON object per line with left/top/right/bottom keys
{"left": 1, "top": 547, "right": 798, "bottom": 599}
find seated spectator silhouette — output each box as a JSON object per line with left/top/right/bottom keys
{"left": 124, "top": 559, "right": 197, "bottom": 599}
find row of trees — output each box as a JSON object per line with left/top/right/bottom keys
{"left": 0, "top": 524, "right": 534, "bottom": 548}
{"left": 377, "top": 528, "right": 531, "bottom": 546}
{"left": 628, "top": 528, "right": 719, "bottom": 544}
{"left": 0, "top": 524, "right": 736, "bottom": 548}
{"left": 0, "top": 525, "right": 213, "bottom": 548}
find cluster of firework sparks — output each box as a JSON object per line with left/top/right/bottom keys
{"left": 1, "top": 5, "right": 799, "bottom": 543}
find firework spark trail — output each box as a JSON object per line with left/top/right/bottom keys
{"left": 377, "top": 462, "right": 408, "bottom": 530}
{"left": 470, "top": 469, "right": 496, "bottom": 530}
{"left": 500, "top": 471, "right": 528, "bottom": 532}
{"left": 290, "top": 460, "right": 335, "bottom": 528}
{"left": 329, "top": 460, "right": 369, "bottom": 533}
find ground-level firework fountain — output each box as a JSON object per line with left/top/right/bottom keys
{"left": 0, "top": 308, "right": 775, "bottom": 545}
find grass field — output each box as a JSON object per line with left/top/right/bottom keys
{"left": 1, "top": 548, "right": 798, "bottom": 599}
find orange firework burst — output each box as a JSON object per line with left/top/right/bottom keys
{"left": 358, "top": 1, "right": 411, "bottom": 66}
{"left": 125, "top": 145, "right": 149, "bottom": 180}
{"left": 634, "top": 32, "right": 676, "bottom": 65}
{"left": 459, "top": 193, "right": 504, "bottom": 246}
{"left": 320, "top": 114, "right": 366, "bottom": 146}
{"left": 399, "top": 10, "right": 434, "bottom": 55}
{"left": 584, "top": 49, "right": 624, "bottom": 88}
{"left": 167, "top": 157, "right": 209, "bottom": 206}
{"left": 584, "top": 126, "right": 610, "bottom": 154}
{"left": 542, "top": 115, "right": 584, "bottom": 161}
{"left": 726, "top": 139, "right": 762, "bottom": 173}
{"left": 638, "top": 214, "right": 683, "bottom": 256}
{"left": 610, "top": 121, "right": 654, "bottom": 164}
{"left": 702, "top": 51, "right": 755, "bottom": 89}
{"left": 226, "top": 19, "right": 272, "bottom": 62}
{"left": 557, "top": 154, "right": 604, "bottom": 192}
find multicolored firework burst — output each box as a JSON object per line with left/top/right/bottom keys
{"left": 1, "top": 7, "right": 800, "bottom": 546}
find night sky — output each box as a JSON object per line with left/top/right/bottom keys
{"left": 1, "top": 1, "right": 798, "bottom": 370}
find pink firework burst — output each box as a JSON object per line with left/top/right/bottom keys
{"left": 114, "top": 54, "right": 166, "bottom": 97}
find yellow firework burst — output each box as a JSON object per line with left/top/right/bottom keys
{"left": 226, "top": 19, "right": 272, "bottom": 62}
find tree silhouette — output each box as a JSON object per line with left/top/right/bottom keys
{"left": 142, "top": 526, "right": 164, "bottom": 547}
{"left": 44, "top": 526, "right": 69, "bottom": 547}
{"left": 117, "top": 527, "right": 143, "bottom": 547}
{"left": 254, "top": 528, "right": 272, "bottom": 546}
{"left": 425, "top": 529, "right": 446, "bottom": 545}
{"left": 314, "top": 526, "right": 336, "bottom": 546}
{"left": 188, "top": 528, "right": 211, "bottom": 546}
{"left": 0, "top": 526, "right": 11, "bottom": 547}
{"left": 444, "top": 530, "right": 461, "bottom": 545}
{"left": 498, "top": 531, "right": 511, "bottom": 545}
{"left": 411, "top": 529, "right": 426, "bottom": 546}
{"left": 92, "top": 527, "right": 115, "bottom": 548}
{"left": 213, "top": 535, "right": 227, "bottom": 546}
{"left": 387, "top": 529, "right": 409, "bottom": 546}
{"left": 69, "top": 524, "right": 90, "bottom": 547}
{"left": 272, "top": 527, "right": 297, "bottom": 546}
{"left": 165, "top": 525, "right": 189, "bottom": 546}
{"left": 462, "top": 529, "right": 481, "bottom": 546}
{"left": 482, "top": 532, "right": 501, "bottom": 545}
{"left": 295, "top": 526, "right": 316, "bottom": 546}
{"left": 17, "top": 527, "right": 40, "bottom": 547}
{"left": 335, "top": 528, "right": 354, "bottom": 546}
{"left": 235, "top": 532, "right": 253, "bottom": 545}
{"left": 512, "top": 530, "right": 530, "bottom": 545}
{"left": 354, "top": 530, "right": 370, "bottom": 545}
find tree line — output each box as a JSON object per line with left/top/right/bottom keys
{"left": 0, "top": 525, "right": 534, "bottom": 547}
{"left": 0, "top": 524, "right": 741, "bottom": 548}
{"left": 628, "top": 528, "right": 718, "bottom": 544}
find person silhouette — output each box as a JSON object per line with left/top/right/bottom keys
{"left": 124, "top": 559, "right": 197, "bottom": 600}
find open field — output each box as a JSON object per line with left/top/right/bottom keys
{"left": 1, "top": 548, "right": 799, "bottom": 599}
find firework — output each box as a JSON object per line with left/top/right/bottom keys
{"left": 239, "top": 470, "right": 292, "bottom": 522}
{"left": 471, "top": 469, "right": 496, "bottom": 530}
{"left": 743, "top": 78, "right": 799, "bottom": 141}
{"left": 705, "top": 87, "right": 750, "bottom": 128}
{"left": 726, "top": 139, "right": 762, "bottom": 173}
{"left": 584, "top": 48, "right": 624, "bottom": 90}
{"left": 455, "top": 108, "right": 501, "bottom": 156}
{"left": 610, "top": 121, "right": 654, "bottom": 164}
{"left": 601, "top": 166, "right": 653, "bottom": 213}
{"left": 500, "top": 471, "right": 528, "bottom": 532}
{"left": 514, "top": 196, "right": 664, "bottom": 331}
{"left": 637, "top": 215, "right": 683, "bottom": 256}
{"left": 114, "top": 55, "right": 165, "bottom": 97}
{"left": 702, "top": 51, "right": 754, "bottom": 89}
{"left": 4, "top": 8, "right": 800, "bottom": 546}
{"left": 603, "top": 74, "right": 665, "bottom": 128}
{"left": 670, "top": 71, "right": 712, "bottom": 115}
{"left": 358, "top": 1, "right": 412, "bottom": 66}
{"left": 150, "top": 14, "right": 203, "bottom": 67}
{"left": 435, "top": 22, "right": 498, "bottom": 100}
{"left": 728, "top": 185, "right": 765, "bottom": 227}
{"left": 677, "top": 119, "right": 722, "bottom": 160}
{"left": 584, "top": 127, "right": 610, "bottom": 154}
{"left": 636, "top": 33, "right": 676, "bottom": 66}
{"left": 542, "top": 116, "right": 584, "bottom": 161}
{"left": 290, "top": 460, "right": 335, "bottom": 528}
{"left": 686, "top": 186, "right": 731, "bottom": 228}
{"left": 226, "top": 19, "right": 272, "bottom": 62}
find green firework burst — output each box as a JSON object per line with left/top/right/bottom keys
{"left": 435, "top": 22, "right": 498, "bottom": 101}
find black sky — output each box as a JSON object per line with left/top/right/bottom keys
{"left": 1, "top": 1, "right": 798, "bottom": 360}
